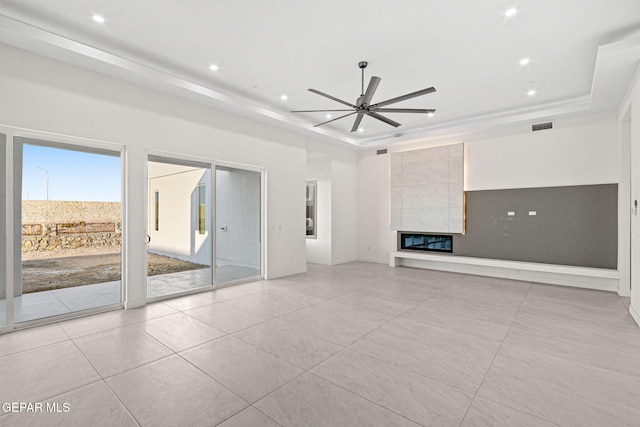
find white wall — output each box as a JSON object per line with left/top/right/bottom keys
{"left": 620, "top": 64, "right": 640, "bottom": 325}
{"left": 358, "top": 113, "right": 620, "bottom": 265}
{"left": 0, "top": 43, "right": 310, "bottom": 308}
{"left": 305, "top": 142, "right": 358, "bottom": 265}
{"left": 330, "top": 156, "right": 358, "bottom": 264}
{"left": 306, "top": 155, "right": 332, "bottom": 264}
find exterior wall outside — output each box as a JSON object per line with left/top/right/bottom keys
{"left": 148, "top": 163, "right": 211, "bottom": 266}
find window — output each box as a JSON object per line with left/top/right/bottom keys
{"left": 154, "top": 191, "right": 159, "bottom": 231}
{"left": 198, "top": 184, "right": 206, "bottom": 234}
{"left": 306, "top": 181, "right": 317, "bottom": 239}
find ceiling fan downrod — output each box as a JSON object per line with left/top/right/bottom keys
{"left": 359, "top": 61, "right": 368, "bottom": 96}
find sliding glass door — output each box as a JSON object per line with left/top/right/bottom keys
{"left": 215, "top": 166, "right": 261, "bottom": 285}
{"left": 15, "top": 137, "right": 122, "bottom": 324}
{"left": 0, "top": 134, "right": 6, "bottom": 329}
{"left": 147, "top": 156, "right": 213, "bottom": 299}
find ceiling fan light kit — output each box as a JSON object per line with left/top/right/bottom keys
{"left": 292, "top": 61, "right": 436, "bottom": 132}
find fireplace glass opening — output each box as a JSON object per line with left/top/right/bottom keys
{"left": 400, "top": 233, "right": 453, "bottom": 253}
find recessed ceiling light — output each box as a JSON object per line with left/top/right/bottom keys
{"left": 209, "top": 64, "right": 219, "bottom": 72}
{"left": 280, "top": 95, "right": 288, "bottom": 101}
{"left": 527, "top": 89, "right": 537, "bottom": 96}
{"left": 92, "top": 14, "right": 105, "bottom": 24}
{"left": 519, "top": 58, "right": 530, "bottom": 66}
{"left": 358, "top": 128, "right": 364, "bottom": 133}
{"left": 326, "top": 114, "right": 332, "bottom": 119}
{"left": 427, "top": 112, "right": 434, "bottom": 118}
{"left": 504, "top": 8, "right": 518, "bottom": 17}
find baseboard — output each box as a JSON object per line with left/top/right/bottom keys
{"left": 123, "top": 298, "right": 146, "bottom": 309}
{"left": 356, "top": 255, "right": 387, "bottom": 264}
{"left": 630, "top": 305, "right": 640, "bottom": 329}
{"left": 390, "top": 251, "right": 619, "bottom": 292}
{"left": 618, "top": 287, "right": 632, "bottom": 297}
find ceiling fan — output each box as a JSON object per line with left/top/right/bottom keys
{"left": 292, "top": 61, "right": 436, "bottom": 132}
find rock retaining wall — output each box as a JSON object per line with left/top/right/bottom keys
{"left": 22, "top": 222, "right": 121, "bottom": 252}
{"left": 22, "top": 201, "right": 122, "bottom": 252}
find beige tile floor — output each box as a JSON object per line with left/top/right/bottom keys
{"left": 0, "top": 262, "right": 639, "bottom": 426}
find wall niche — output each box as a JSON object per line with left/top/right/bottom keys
{"left": 390, "top": 143, "right": 464, "bottom": 233}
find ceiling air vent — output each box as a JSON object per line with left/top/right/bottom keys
{"left": 376, "top": 149, "right": 388, "bottom": 155}
{"left": 532, "top": 121, "right": 553, "bottom": 132}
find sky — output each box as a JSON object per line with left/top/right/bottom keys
{"left": 22, "top": 144, "right": 121, "bottom": 202}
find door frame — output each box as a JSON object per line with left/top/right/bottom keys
{"left": 1, "top": 126, "right": 125, "bottom": 331}
{"left": 144, "top": 150, "right": 266, "bottom": 302}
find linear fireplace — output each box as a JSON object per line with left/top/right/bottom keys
{"left": 400, "top": 233, "right": 453, "bottom": 253}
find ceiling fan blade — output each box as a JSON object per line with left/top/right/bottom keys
{"left": 350, "top": 113, "right": 365, "bottom": 132}
{"left": 371, "top": 87, "right": 436, "bottom": 108}
{"left": 358, "top": 76, "right": 381, "bottom": 107}
{"left": 291, "top": 109, "right": 355, "bottom": 113}
{"left": 313, "top": 111, "right": 357, "bottom": 127}
{"left": 367, "top": 111, "right": 401, "bottom": 127}
{"left": 373, "top": 108, "right": 436, "bottom": 114}
{"left": 308, "top": 89, "right": 357, "bottom": 108}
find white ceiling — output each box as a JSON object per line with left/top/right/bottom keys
{"left": 1, "top": 0, "right": 639, "bottom": 149}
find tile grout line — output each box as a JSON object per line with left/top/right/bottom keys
{"left": 456, "top": 281, "right": 561, "bottom": 427}
{"left": 65, "top": 332, "right": 143, "bottom": 426}
{"left": 229, "top": 273, "right": 463, "bottom": 426}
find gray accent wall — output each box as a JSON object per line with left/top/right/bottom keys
{"left": 453, "top": 184, "right": 618, "bottom": 269}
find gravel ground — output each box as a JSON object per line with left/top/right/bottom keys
{"left": 21, "top": 247, "right": 207, "bottom": 293}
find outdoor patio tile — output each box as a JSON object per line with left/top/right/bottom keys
{"left": 0, "top": 381, "right": 137, "bottom": 427}
{"left": 255, "top": 373, "right": 420, "bottom": 427}
{"left": 107, "top": 355, "right": 247, "bottom": 427}
{"left": 0, "top": 341, "right": 100, "bottom": 405}
{"left": 0, "top": 323, "right": 69, "bottom": 357}
{"left": 138, "top": 312, "right": 226, "bottom": 352}
{"left": 181, "top": 335, "right": 303, "bottom": 403}
{"left": 13, "top": 292, "right": 70, "bottom": 323}
{"left": 58, "top": 310, "right": 129, "bottom": 338}
{"left": 52, "top": 288, "right": 117, "bottom": 312}
{"left": 74, "top": 324, "right": 173, "bottom": 378}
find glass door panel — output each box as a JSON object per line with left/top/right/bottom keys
{"left": 215, "top": 166, "right": 261, "bottom": 285}
{"left": 1, "top": 134, "right": 6, "bottom": 328}
{"left": 16, "top": 138, "right": 122, "bottom": 324}
{"left": 147, "top": 157, "right": 212, "bottom": 299}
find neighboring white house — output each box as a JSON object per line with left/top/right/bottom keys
{"left": 147, "top": 162, "right": 261, "bottom": 273}
{"left": 148, "top": 162, "right": 211, "bottom": 266}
